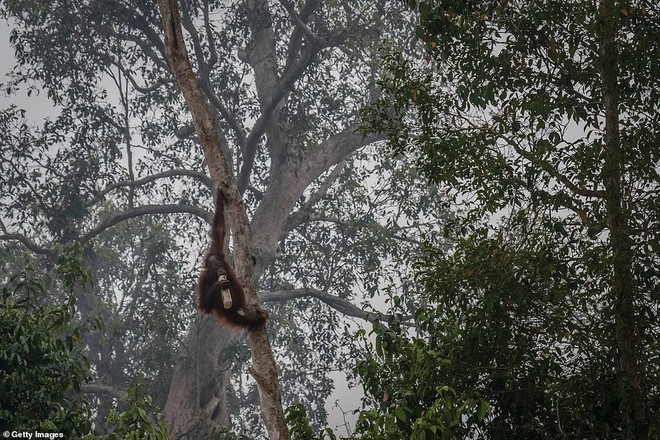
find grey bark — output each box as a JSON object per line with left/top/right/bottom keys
{"left": 598, "top": 1, "right": 645, "bottom": 437}
{"left": 158, "top": 0, "right": 289, "bottom": 438}
{"left": 156, "top": 0, "right": 385, "bottom": 437}
{"left": 163, "top": 317, "right": 235, "bottom": 438}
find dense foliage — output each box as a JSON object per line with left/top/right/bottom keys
{"left": 354, "top": 318, "right": 488, "bottom": 439}
{"left": 0, "top": 249, "right": 168, "bottom": 438}
{"left": 0, "top": 276, "right": 93, "bottom": 434}
{"left": 362, "top": 0, "right": 659, "bottom": 438}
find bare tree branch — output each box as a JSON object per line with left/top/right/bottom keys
{"left": 113, "top": 60, "right": 174, "bottom": 94}
{"left": 236, "top": 0, "right": 351, "bottom": 193}
{"left": 202, "top": 0, "right": 218, "bottom": 72}
{"left": 283, "top": 0, "right": 320, "bottom": 70}
{"left": 86, "top": 169, "right": 213, "bottom": 208}
{"left": 110, "top": 7, "right": 170, "bottom": 71}
{"left": 280, "top": 0, "right": 348, "bottom": 48}
{"left": 192, "top": 0, "right": 250, "bottom": 150}
{"left": 260, "top": 288, "right": 381, "bottom": 321}
{"left": 251, "top": 127, "right": 385, "bottom": 269}
{"left": 0, "top": 233, "right": 51, "bottom": 255}
{"left": 238, "top": 39, "right": 322, "bottom": 193}
{"left": 284, "top": 160, "right": 346, "bottom": 233}
{"left": 321, "top": 126, "right": 385, "bottom": 167}
{"left": 1, "top": 204, "right": 209, "bottom": 255}
{"left": 520, "top": 149, "right": 606, "bottom": 198}
{"left": 279, "top": 0, "right": 325, "bottom": 46}
{"left": 303, "top": 160, "right": 346, "bottom": 208}
{"left": 502, "top": 134, "right": 607, "bottom": 199}
{"left": 260, "top": 288, "right": 414, "bottom": 326}
{"left": 199, "top": 79, "right": 248, "bottom": 150}
{"left": 79, "top": 204, "right": 209, "bottom": 243}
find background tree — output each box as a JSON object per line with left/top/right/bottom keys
{"left": 365, "top": 0, "right": 659, "bottom": 438}
{"left": 0, "top": 262, "right": 94, "bottom": 436}
{"left": 352, "top": 317, "right": 488, "bottom": 439}
{"left": 0, "top": 0, "right": 446, "bottom": 437}
{"left": 0, "top": 247, "right": 168, "bottom": 439}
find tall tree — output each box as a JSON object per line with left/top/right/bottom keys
{"left": 157, "top": 0, "right": 289, "bottom": 436}
{"left": 366, "top": 0, "right": 659, "bottom": 438}
{"left": 0, "top": 0, "right": 443, "bottom": 437}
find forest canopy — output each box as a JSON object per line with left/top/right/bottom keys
{"left": 363, "top": 0, "right": 659, "bottom": 438}
{"left": 1, "top": 0, "right": 658, "bottom": 439}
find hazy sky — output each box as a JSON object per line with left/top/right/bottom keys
{"left": 1, "top": 19, "right": 57, "bottom": 122}
{"left": 0, "top": 16, "right": 363, "bottom": 434}
{"left": 1, "top": 20, "right": 16, "bottom": 102}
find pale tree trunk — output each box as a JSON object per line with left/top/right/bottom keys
{"left": 163, "top": 316, "right": 235, "bottom": 438}
{"left": 156, "top": 0, "right": 384, "bottom": 436}
{"left": 598, "top": 1, "right": 645, "bottom": 437}
{"left": 157, "top": 0, "right": 290, "bottom": 438}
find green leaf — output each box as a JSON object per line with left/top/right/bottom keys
{"left": 395, "top": 406, "right": 408, "bottom": 422}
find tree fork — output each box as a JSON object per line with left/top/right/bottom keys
{"left": 157, "top": 0, "right": 290, "bottom": 438}
{"left": 598, "top": 0, "right": 645, "bottom": 437}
